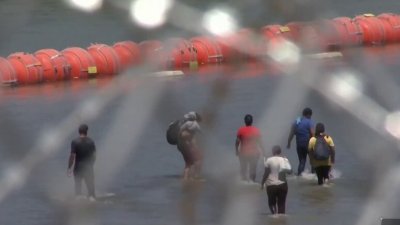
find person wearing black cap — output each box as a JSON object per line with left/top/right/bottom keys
{"left": 67, "top": 124, "right": 96, "bottom": 201}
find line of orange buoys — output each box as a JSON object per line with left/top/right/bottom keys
{"left": 1, "top": 13, "right": 400, "bottom": 86}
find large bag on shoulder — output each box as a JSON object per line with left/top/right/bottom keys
{"left": 166, "top": 120, "right": 182, "bottom": 145}
{"left": 313, "top": 136, "right": 331, "bottom": 160}
{"left": 280, "top": 157, "right": 292, "bottom": 173}
{"left": 281, "top": 157, "right": 292, "bottom": 171}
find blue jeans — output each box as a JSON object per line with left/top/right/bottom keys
{"left": 296, "top": 145, "right": 308, "bottom": 175}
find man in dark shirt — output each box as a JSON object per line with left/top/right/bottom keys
{"left": 67, "top": 124, "right": 96, "bottom": 200}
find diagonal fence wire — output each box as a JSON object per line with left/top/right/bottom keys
{"left": 1, "top": 0, "right": 400, "bottom": 225}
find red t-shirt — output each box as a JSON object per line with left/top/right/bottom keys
{"left": 237, "top": 126, "right": 261, "bottom": 156}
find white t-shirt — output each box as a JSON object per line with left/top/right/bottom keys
{"left": 264, "top": 156, "right": 292, "bottom": 186}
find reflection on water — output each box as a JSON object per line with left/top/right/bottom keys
{"left": 0, "top": 77, "right": 114, "bottom": 100}
{"left": 180, "top": 181, "right": 203, "bottom": 225}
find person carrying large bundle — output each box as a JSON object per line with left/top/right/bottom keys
{"left": 166, "top": 111, "right": 203, "bottom": 180}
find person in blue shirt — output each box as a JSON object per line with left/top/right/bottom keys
{"left": 287, "top": 107, "right": 314, "bottom": 176}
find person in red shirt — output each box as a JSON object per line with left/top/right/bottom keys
{"left": 235, "top": 114, "right": 264, "bottom": 182}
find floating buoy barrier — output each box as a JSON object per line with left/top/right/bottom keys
{"left": 1, "top": 12, "right": 400, "bottom": 86}
{"left": 61, "top": 47, "right": 97, "bottom": 79}
{"left": 317, "top": 19, "right": 346, "bottom": 50}
{"left": 216, "top": 28, "right": 261, "bottom": 62}
{"left": 292, "top": 22, "right": 325, "bottom": 52}
{"left": 87, "top": 44, "right": 121, "bottom": 75}
{"left": 112, "top": 41, "right": 141, "bottom": 70}
{"left": 0, "top": 57, "right": 17, "bottom": 85}
{"left": 8, "top": 52, "right": 43, "bottom": 85}
{"left": 138, "top": 40, "right": 163, "bottom": 64}
{"left": 260, "top": 25, "right": 296, "bottom": 58}
{"left": 332, "top": 17, "right": 363, "bottom": 47}
{"left": 34, "top": 49, "right": 71, "bottom": 81}
{"left": 353, "top": 14, "right": 385, "bottom": 45}
{"left": 161, "top": 38, "right": 197, "bottom": 69}
{"left": 377, "top": 13, "right": 400, "bottom": 43}
{"left": 190, "top": 36, "right": 223, "bottom": 65}
{"left": 261, "top": 25, "right": 292, "bottom": 42}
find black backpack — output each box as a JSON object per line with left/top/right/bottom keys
{"left": 166, "top": 120, "right": 183, "bottom": 145}
{"left": 313, "top": 136, "right": 331, "bottom": 160}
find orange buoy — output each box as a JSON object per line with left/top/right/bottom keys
{"left": 353, "top": 14, "right": 385, "bottom": 45}
{"left": 295, "top": 23, "right": 324, "bottom": 52}
{"left": 332, "top": 17, "right": 363, "bottom": 46}
{"left": 190, "top": 36, "right": 223, "bottom": 65}
{"left": 162, "top": 38, "right": 197, "bottom": 69}
{"left": 378, "top": 13, "right": 400, "bottom": 43}
{"left": 260, "top": 25, "right": 296, "bottom": 57}
{"left": 285, "top": 21, "right": 339, "bottom": 52}
{"left": 285, "top": 22, "right": 305, "bottom": 43}
{"left": 139, "top": 40, "right": 163, "bottom": 64}
{"left": 87, "top": 44, "right": 121, "bottom": 75}
{"left": 261, "top": 25, "right": 293, "bottom": 41}
{"left": 322, "top": 19, "right": 346, "bottom": 49}
{"left": 215, "top": 34, "right": 238, "bottom": 63}
{"left": 34, "top": 49, "right": 71, "bottom": 81}
{"left": 0, "top": 57, "right": 17, "bottom": 85}
{"left": 292, "top": 20, "right": 343, "bottom": 52}
{"left": 240, "top": 28, "right": 265, "bottom": 60}
{"left": 216, "top": 28, "right": 262, "bottom": 62}
{"left": 62, "top": 47, "right": 97, "bottom": 79}
{"left": 7, "top": 52, "right": 43, "bottom": 84}
{"left": 113, "top": 41, "right": 141, "bottom": 70}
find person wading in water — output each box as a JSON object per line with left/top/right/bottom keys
{"left": 68, "top": 124, "right": 96, "bottom": 201}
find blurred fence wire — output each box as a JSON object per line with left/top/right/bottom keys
{"left": 0, "top": 0, "right": 400, "bottom": 225}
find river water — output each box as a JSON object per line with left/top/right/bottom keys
{"left": 0, "top": 0, "right": 400, "bottom": 225}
